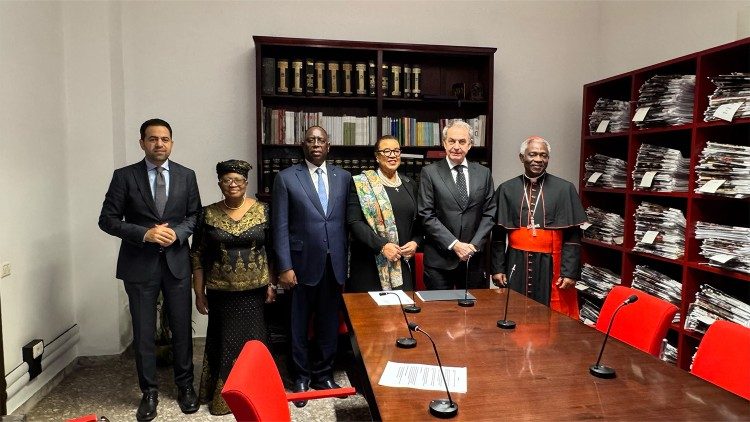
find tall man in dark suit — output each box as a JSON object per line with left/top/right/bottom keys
{"left": 272, "top": 125, "right": 352, "bottom": 407}
{"left": 99, "top": 119, "right": 201, "bottom": 421}
{"left": 418, "top": 120, "right": 496, "bottom": 289}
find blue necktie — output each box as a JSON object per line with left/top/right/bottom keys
{"left": 316, "top": 168, "right": 328, "bottom": 212}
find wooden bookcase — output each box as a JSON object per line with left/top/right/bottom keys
{"left": 253, "top": 36, "right": 496, "bottom": 200}
{"left": 579, "top": 38, "right": 750, "bottom": 370}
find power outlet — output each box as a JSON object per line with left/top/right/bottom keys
{"left": 1, "top": 262, "right": 10, "bottom": 278}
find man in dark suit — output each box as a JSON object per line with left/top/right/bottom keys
{"left": 272, "top": 125, "right": 352, "bottom": 407}
{"left": 418, "top": 120, "right": 496, "bottom": 289}
{"left": 99, "top": 118, "right": 201, "bottom": 421}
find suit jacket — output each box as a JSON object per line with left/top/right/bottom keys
{"left": 346, "top": 172, "right": 422, "bottom": 290}
{"left": 272, "top": 162, "right": 352, "bottom": 286}
{"left": 98, "top": 159, "right": 201, "bottom": 281}
{"left": 418, "top": 159, "right": 496, "bottom": 270}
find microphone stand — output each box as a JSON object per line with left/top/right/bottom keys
{"left": 401, "top": 258, "right": 421, "bottom": 314}
{"left": 589, "top": 295, "right": 639, "bottom": 378}
{"left": 408, "top": 323, "right": 458, "bottom": 418}
{"left": 379, "top": 292, "right": 417, "bottom": 349}
{"left": 497, "top": 264, "right": 517, "bottom": 329}
{"left": 457, "top": 254, "right": 475, "bottom": 307}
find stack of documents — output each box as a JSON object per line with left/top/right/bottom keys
{"left": 703, "top": 73, "right": 750, "bottom": 122}
{"left": 694, "top": 142, "right": 750, "bottom": 198}
{"left": 684, "top": 284, "right": 750, "bottom": 334}
{"left": 579, "top": 298, "right": 600, "bottom": 326}
{"left": 660, "top": 340, "right": 678, "bottom": 366}
{"left": 695, "top": 221, "right": 750, "bottom": 274}
{"left": 632, "top": 202, "right": 685, "bottom": 260}
{"left": 634, "top": 74, "right": 695, "bottom": 128}
{"left": 632, "top": 144, "right": 689, "bottom": 192}
{"left": 584, "top": 154, "right": 627, "bottom": 188}
{"left": 583, "top": 206, "right": 624, "bottom": 244}
{"left": 589, "top": 98, "right": 630, "bottom": 134}
{"left": 631, "top": 265, "right": 682, "bottom": 306}
{"left": 576, "top": 263, "right": 621, "bottom": 299}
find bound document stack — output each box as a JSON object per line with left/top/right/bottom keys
{"left": 579, "top": 298, "right": 600, "bottom": 326}
{"left": 695, "top": 221, "right": 750, "bottom": 275}
{"left": 588, "top": 98, "right": 630, "bottom": 134}
{"left": 632, "top": 202, "right": 685, "bottom": 260}
{"left": 703, "top": 72, "right": 750, "bottom": 122}
{"left": 660, "top": 340, "right": 678, "bottom": 365}
{"left": 583, "top": 206, "right": 624, "bottom": 245}
{"left": 634, "top": 74, "right": 695, "bottom": 128}
{"left": 583, "top": 154, "right": 627, "bottom": 188}
{"left": 631, "top": 265, "right": 682, "bottom": 306}
{"left": 576, "top": 263, "right": 621, "bottom": 300}
{"left": 684, "top": 284, "right": 750, "bottom": 334}
{"left": 694, "top": 142, "right": 750, "bottom": 198}
{"left": 632, "top": 144, "right": 689, "bottom": 192}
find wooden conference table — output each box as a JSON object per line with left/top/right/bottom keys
{"left": 342, "top": 289, "right": 749, "bottom": 421}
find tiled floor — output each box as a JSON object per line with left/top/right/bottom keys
{"left": 19, "top": 339, "right": 371, "bottom": 421}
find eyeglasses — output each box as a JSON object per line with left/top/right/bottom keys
{"left": 376, "top": 148, "right": 402, "bottom": 157}
{"left": 220, "top": 177, "right": 247, "bottom": 186}
{"left": 304, "top": 137, "right": 328, "bottom": 146}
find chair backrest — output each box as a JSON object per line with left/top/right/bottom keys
{"left": 415, "top": 252, "right": 425, "bottom": 291}
{"left": 595, "top": 286, "right": 678, "bottom": 356}
{"left": 691, "top": 320, "right": 750, "bottom": 400}
{"left": 221, "top": 340, "right": 291, "bottom": 422}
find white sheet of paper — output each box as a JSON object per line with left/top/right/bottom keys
{"left": 709, "top": 254, "right": 735, "bottom": 264}
{"left": 587, "top": 172, "right": 603, "bottom": 183}
{"left": 378, "top": 361, "right": 467, "bottom": 393}
{"left": 632, "top": 107, "right": 650, "bottom": 122}
{"left": 574, "top": 284, "right": 588, "bottom": 291}
{"left": 595, "top": 120, "right": 609, "bottom": 133}
{"left": 580, "top": 222, "right": 592, "bottom": 230}
{"left": 713, "top": 102, "right": 743, "bottom": 122}
{"left": 641, "top": 230, "right": 659, "bottom": 244}
{"left": 698, "top": 179, "right": 726, "bottom": 193}
{"left": 368, "top": 290, "right": 415, "bottom": 306}
{"left": 614, "top": 236, "right": 624, "bottom": 245}
{"left": 640, "top": 171, "right": 657, "bottom": 187}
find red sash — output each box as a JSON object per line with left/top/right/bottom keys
{"left": 508, "top": 227, "right": 579, "bottom": 319}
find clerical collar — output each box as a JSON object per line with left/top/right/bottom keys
{"left": 523, "top": 172, "right": 546, "bottom": 183}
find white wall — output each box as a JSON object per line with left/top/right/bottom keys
{"left": 0, "top": 0, "right": 747, "bottom": 414}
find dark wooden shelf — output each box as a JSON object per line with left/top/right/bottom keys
{"left": 628, "top": 250, "right": 685, "bottom": 265}
{"left": 631, "top": 124, "right": 693, "bottom": 135}
{"left": 696, "top": 116, "right": 750, "bottom": 128}
{"left": 686, "top": 261, "right": 750, "bottom": 282}
{"left": 581, "top": 187, "right": 626, "bottom": 194}
{"left": 583, "top": 132, "right": 629, "bottom": 140}
{"left": 582, "top": 238, "right": 626, "bottom": 252}
{"left": 629, "top": 190, "right": 689, "bottom": 198}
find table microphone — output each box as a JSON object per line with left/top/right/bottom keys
{"left": 401, "top": 258, "right": 421, "bottom": 313}
{"left": 407, "top": 322, "right": 458, "bottom": 418}
{"left": 589, "top": 294, "right": 639, "bottom": 378}
{"left": 379, "top": 292, "right": 417, "bottom": 349}
{"left": 497, "top": 264, "right": 517, "bottom": 329}
{"left": 458, "top": 254, "right": 475, "bottom": 307}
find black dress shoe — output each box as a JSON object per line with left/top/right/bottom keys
{"left": 177, "top": 385, "right": 199, "bottom": 414}
{"left": 292, "top": 380, "right": 309, "bottom": 408}
{"left": 310, "top": 378, "right": 341, "bottom": 390}
{"left": 136, "top": 391, "right": 158, "bottom": 421}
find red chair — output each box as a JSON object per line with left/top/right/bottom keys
{"left": 415, "top": 252, "right": 425, "bottom": 291}
{"left": 221, "top": 340, "right": 356, "bottom": 421}
{"left": 691, "top": 320, "right": 750, "bottom": 400}
{"left": 595, "top": 286, "right": 678, "bottom": 356}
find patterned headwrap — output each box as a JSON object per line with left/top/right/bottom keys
{"left": 216, "top": 159, "right": 251, "bottom": 178}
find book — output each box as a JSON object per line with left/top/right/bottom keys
{"left": 403, "top": 65, "right": 412, "bottom": 98}
{"left": 355, "top": 62, "right": 367, "bottom": 96}
{"left": 368, "top": 60, "right": 376, "bottom": 96}
{"left": 261, "top": 57, "right": 275, "bottom": 95}
{"left": 314, "top": 61, "right": 326, "bottom": 95}
{"left": 390, "top": 64, "right": 402, "bottom": 97}
{"left": 290, "top": 59, "right": 303, "bottom": 95}
{"left": 327, "top": 61, "right": 340, "bottom": 95}
{"left": 276, "top": 59, "right": 289, "bottom": 94}
{"left": 381, "top": 63, "right": 389, "bottom": 97}
{"left": 412, "top": 65, "right": 421, "bottom": 98}
{"left": 341, "top": 62, "right": 353, "bottom": 96}
{"left": 305, "top": 59, "right": 315, "bottom": 96}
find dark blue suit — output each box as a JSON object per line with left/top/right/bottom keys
{"left": 272, "top": 162, "right": 351, "bottom": 382}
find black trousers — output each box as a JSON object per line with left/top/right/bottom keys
{"left": 124, "top": 255, "right": 193, "bottom": 392}
{"left": 290, "top": 256, "right": 341, "bottom": 383}
{"left": 424, "top": 258, "right": 488, "bottom": 290}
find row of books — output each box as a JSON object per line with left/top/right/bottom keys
{"left": 261, "top": 107, "right": 378, "bottom": 145}
{"left": 259, "top": 156, "right": 490, "bottom": 194}
{"left": 261, "top": 58, "right": 425, "bottom": 98}
{"left": 381, "top": 116, "right": 486, "bottom": 147}
{"left": 684, "top": 284, "right": 750, "bottom": 334}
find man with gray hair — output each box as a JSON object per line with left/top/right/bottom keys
{"left": 490, "top": 136, "right": 586, "bottom": 318}
{"left": 418, "top": 120, "right": 496, "bottom": 289}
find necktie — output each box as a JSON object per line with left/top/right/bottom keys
{"left": 455, "top": 165, "right": 468, "bottom": 205}
{"left": 316, "top": 168, "right": 328, "bottom": 212}
{"left": 154, "top": 166, "right": 167, "bottom": 217}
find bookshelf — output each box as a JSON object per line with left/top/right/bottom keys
{"left": 253, "top": 36, "right": 496, "bottom": 199}
{"left": 579, "top": 38, "right": 749, "bottom": 371}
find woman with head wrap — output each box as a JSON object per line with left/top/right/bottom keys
{"left": 190, "top": 159, "right": 275, "bottom": 415}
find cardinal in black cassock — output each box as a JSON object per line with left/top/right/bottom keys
{"left": 491, "top": 136, "right": 587, "bottom": 318}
